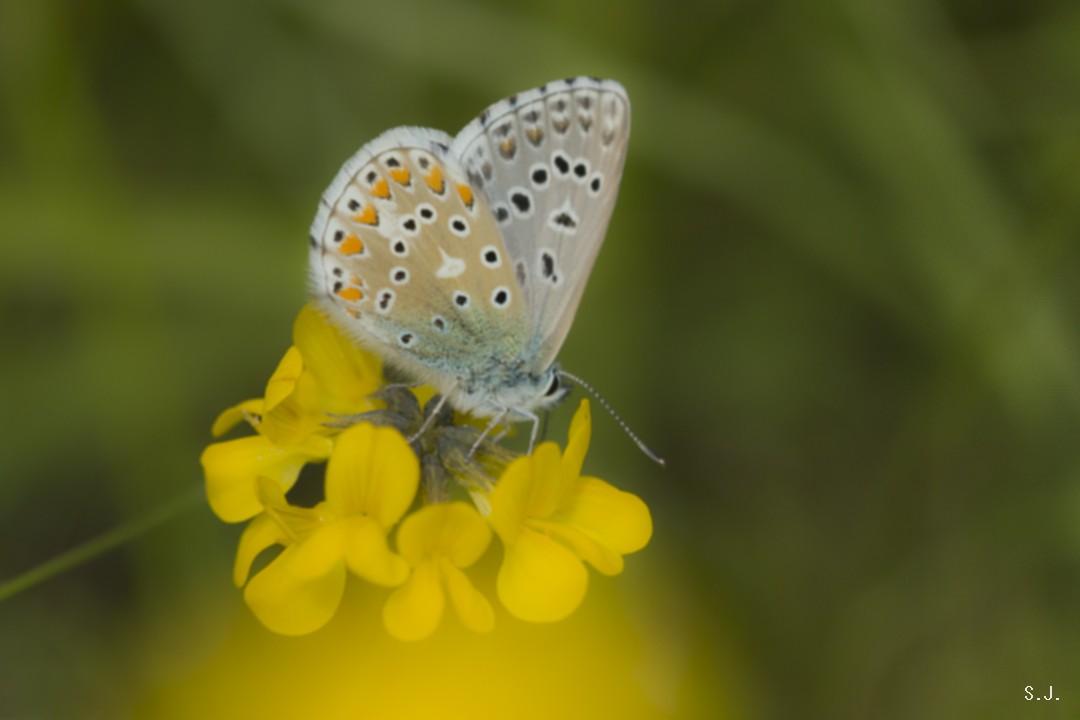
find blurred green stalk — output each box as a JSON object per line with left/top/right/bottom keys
{"left": 0, "top": 486, "right": 204, "bottom": 602}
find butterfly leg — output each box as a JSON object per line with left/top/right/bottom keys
{"left": 490, "top": 423, "right": 511, "bottom": 444}
{"left": 523, "top": 409, "right": 542, "bottom": 455}
{"left": 406, "top": 381, "right": 458, "bottom": 444}
{"left": 468, "top": 408, "right": 509, "bottom": 459}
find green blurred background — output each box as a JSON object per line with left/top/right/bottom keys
{"left": 3, "top": 0, "right": 1080, "bottom": 717}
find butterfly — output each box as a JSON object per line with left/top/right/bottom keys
{"left": 308, "top": 77, "right": 630, "bottom": 449}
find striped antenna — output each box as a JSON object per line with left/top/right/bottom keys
{"left": 558, "top": 370, "right": 666, "bottom": 467}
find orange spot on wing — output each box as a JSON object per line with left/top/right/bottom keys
{"left": 337, "top": 286, "right": 363, "bottom": 302}
{"left": 339, "top": 234, "right": 365, "bottom": 255}
{"left": 425, "top": 165, "right": 445, "bottom": 194}
{"left": 371, "top": 178, "right": 391, "bottom": 199}
{"left": 456, "top": 183, "right": 474, "bottom": 208}
{"left": 353, "top": 205, "right": 378, "bottom": 225}
{"left": 390, "top": 167, "right": 411, "bottom": 185}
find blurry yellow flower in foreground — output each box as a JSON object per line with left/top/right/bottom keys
{"left": 236, "top": 423, "right": 418, "bottom": 635}
{"left": 137, "top": 557, "right": 735, "bottom": 720}
{"left": 383, "top": 501, "right": 494, "bottom": 641}
{"left": 489, "top": 400, "right": 652, "bottom": 622}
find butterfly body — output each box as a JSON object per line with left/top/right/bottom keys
{"left": 309, "top": 77, "right": 629, "bottom": 425}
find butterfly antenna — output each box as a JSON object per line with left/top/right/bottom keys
{"left": 559, "top": 370, "right": 666, "bottom": 467}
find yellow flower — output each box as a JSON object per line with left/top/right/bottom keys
{"left": 489, "top": 400, "right": 652, "bottom": 622}
{"left": 383, "top": 502, "right": 494, "bottom": 641}
{"left": 201, "top": 432, "right": 333, "bottom": 523}
{"left": 200, "top": 305, "right": 381, "bottom": 523}
{"left": 203, "top": 303, "right": 658, "bottom": 639}
{"left": 234, "top": 423, "right": 419, "bottom": 635}
{"left": 287, "top": 304, "right": 383, "bottom": 422}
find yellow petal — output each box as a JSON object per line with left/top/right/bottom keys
{"left": 255, "top": 477, "right": 330, "bottom": 544}
{"left": 325, "top": 424, "right": 418, "bottom": 527}
{"left": 545, "top": 521, "right": 624, "bottom": 576}
{"left": 255, "top": 474, "right": 289, "bottom": 509}
{"left": 497, "top": 528, "right": 587, "bottom": 623}
{"left": 293, "top": 304, "right": 382, "bottom": 415}
{"left": 396, "top": 502, "right": 491, "bottom": 568}
{"left": 535, "top": 442, "right": 578, "bottom": 516}
{"left": 201, "top": 435, "right": 329, "bottom": 523}
{"left": 564, "top": 477, "right": 653, "bottom": 556}
{"left": 489, "top": 444, "right": 562, "bottom": 543}
{"left": 211, "top": 398, "right": 264, "bottom": 437}
{"left": 343, "top": 515, "right": 409, "bottom": 587}
{"left": 409, "top": 384, "right": 437, "bottom": 410}
{"left": 243, "top": 546, "right": 346, "bottom": 636}
{"left": 258, "top": 390, "right": 323, "bottom": 447}
{"left": 233, "top": 513, "right": 286, "bottom": 587}
{"left": 382, "top": 560, "right": 444, "bottom": 641}
{"left": 251, "top": 346, "right": 330, "bottom": 447}
{"left": 488, "top": 458, "right": 528, "bottom": 544}
{"left": 442, "top": 558, "right": 494, "bottom": 633}
{"left": 562, "top": 399, "right": 592, "bottom": 479}
{"left": 263, "top": 346, "right": 304, "bottom": 414}
{"left": 283, "top": 522, "right": 347, "bottom": 580}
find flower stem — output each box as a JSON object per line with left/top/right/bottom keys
{"left": 0, "top": 484, "right": 204, "bottom": 602}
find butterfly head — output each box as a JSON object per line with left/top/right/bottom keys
{"left": 452, "top": 363, "right": 569, "bottom": 419}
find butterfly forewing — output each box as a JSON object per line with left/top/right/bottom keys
{"left": 450, "top": 77, "right": 631, "bottom": 371}
{"left": 310, "top": 127, "right": 530, "bottom": 388}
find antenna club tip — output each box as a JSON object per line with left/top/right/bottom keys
{"left": 643, "top": 448, "right": 666, "bottom": 468}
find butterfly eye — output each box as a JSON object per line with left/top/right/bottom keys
{"left": 544, "top": 374, "right": 561, "bottom": 397}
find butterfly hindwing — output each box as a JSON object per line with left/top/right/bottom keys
{"left": 450, "top": 77, "right": 631, "bottom": 370}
